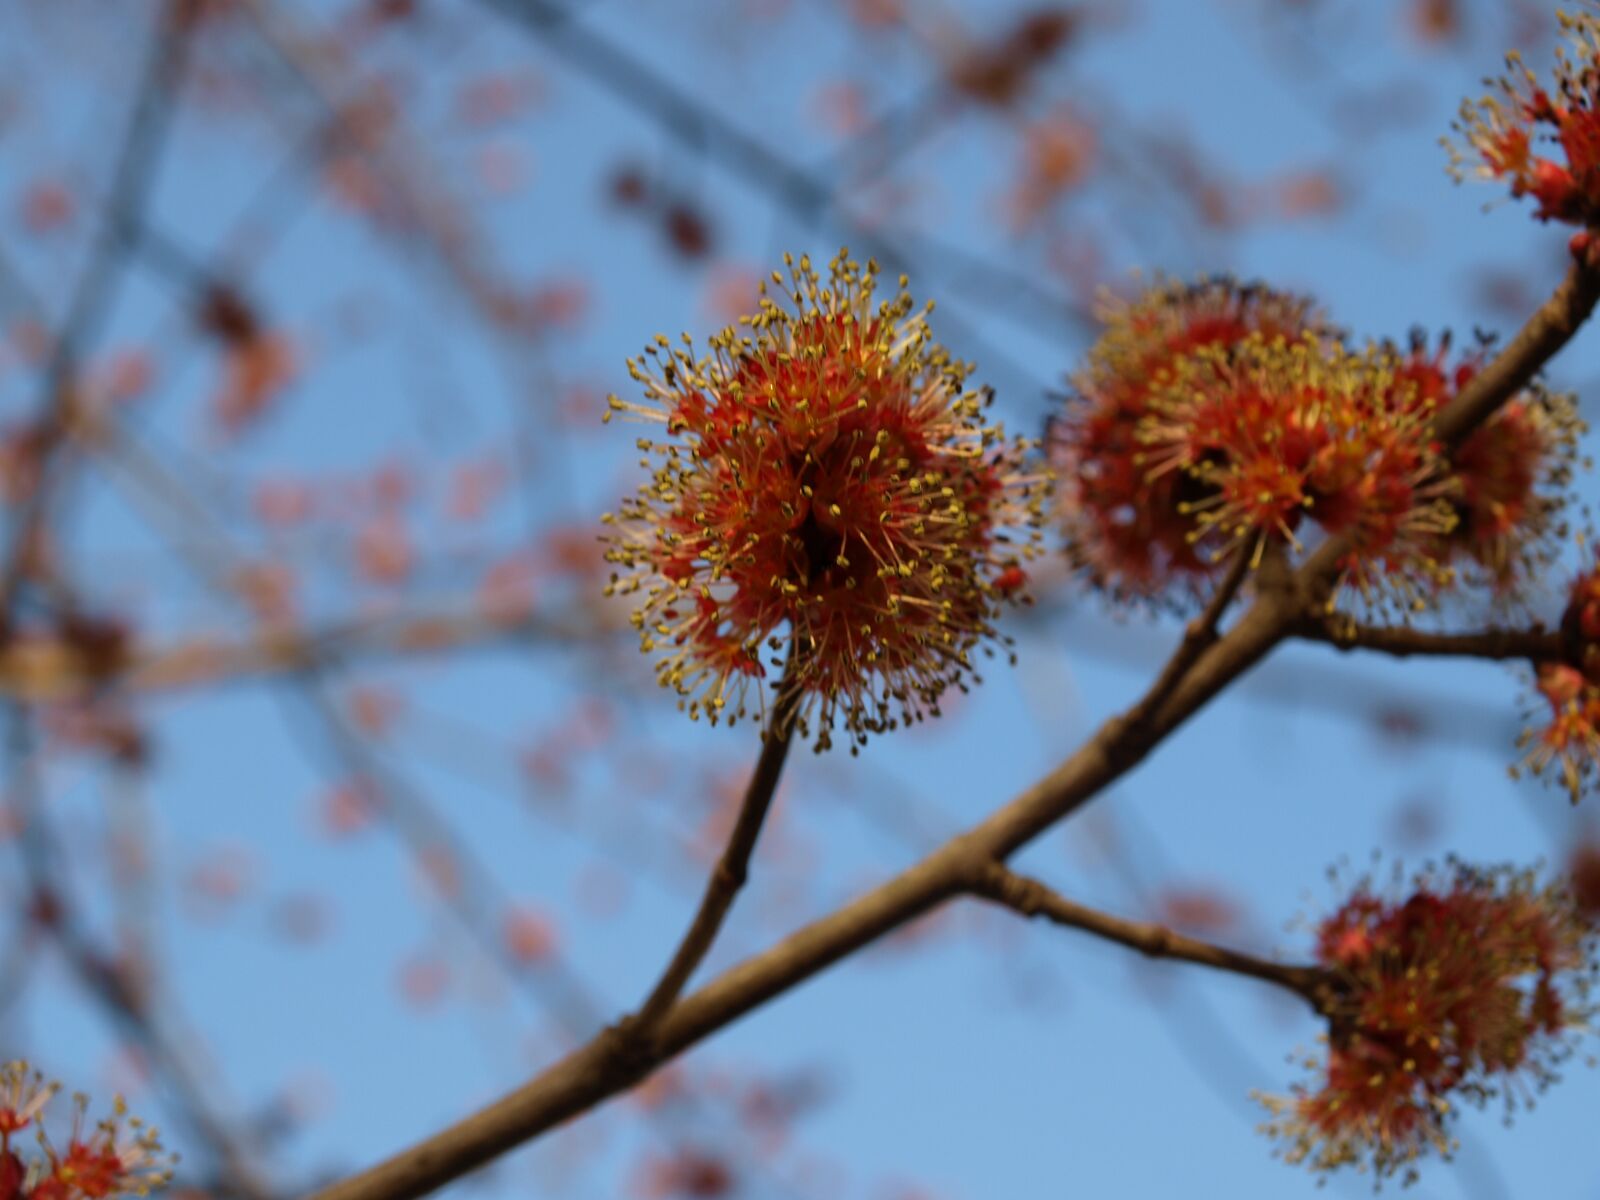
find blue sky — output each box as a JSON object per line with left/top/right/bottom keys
{"left": 1, "top": 1, "right": 1597, "bottom": 1198}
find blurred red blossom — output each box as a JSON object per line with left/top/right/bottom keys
{"left": 1408, "top": 0, "right": 1461, "bottom": 44}
{"left": 603, "top": 251, "right": 1046, "bottom": 751}
{"left": 182, "top": 844, "right": 256, "bottom": 921}
{"left": 446, "top": 458, "right": 507, "bottom": 522}
{"left": 346, "top": 686, "right": 404, "bottom": 737}
{"left": 943, "top": 7, "right": 1079, "bottom": 108}
{"left": 253, "top": 480, "right": 316, "bottom": 529}
{"left": 634, "top": 1147, "right": 734, "bottom": 1198}
{"left": 1389, "top": 331, "right": 1580, "bottom": 599}
{"left": 1569, "top": 840, "right": 1600, "bottom": 917}
{"left": 0, "top": 1062, "right": 173, "bottom": 1200}
{"left": 91, "top": 350, "right": 157, "bottom": 409}
{"left": 318, "top": 779, "right": 382, "bottom": 838}
{"left": 1003, "top": 106, "right": 1096, "bottom": 230}
{"left": 1272, "top": 169, "right": 1342, "bottom": 219}
{"left": 1050, "top": 276, "right": 1326, "bottom": 601}
{"left": 1259, "top": 861, "right": 1596, "bottom": 1180}
{"left": 230, "top": 561, "right": 297, "bottom": 625}
{"left": 477, "top": 552, "right": 538, "bottom": 621}
{"left": 502, "top": 906, "right": 559, "bottom": 965}
{"left": 354, "top": 517, "right": 414, "bottom": 587}
{"left": 490, "top": 279, "right": 590, "bottom": 333}
{"left": 17, "top": 179, "right": 74, "bottom": 235}
{"left": 454, "top": 71, "right": 545, "bottom": 128}
{"left": 196, "top": 287, "right": 297, "bottom": 436}
{"left": 1518, "top": 549, "right": 1600, "bottom": 800}
{"left": 1154, "top": 885, "right": 1241, "bottom": 937}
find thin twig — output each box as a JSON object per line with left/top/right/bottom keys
{"left": 0, "top": 604, "right": 604, "bottom": 703}
{"left": 1293, "top": 616, "right": 1563, "bottom": 663}
{"left": 631, "top": 661, "right": 802, "bottom": 1032}
{"left": 1127, "top": 536, "right": 1257, "bottom": 730}
{"left": 0, "top": 0, "right": 192, "bottom": 615}
{"left": 967, "top": 861, "right": 1331, "bottom": 1009}
{"left": 286, "top": 672, "right": 812, "bottom": 1200}
{"left": 1434, "top": 260, "right": 1600, "bottom": 446}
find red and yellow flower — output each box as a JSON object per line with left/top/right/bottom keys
{"left": 0, "top": 1064, "right": 172, "bottom": 1200}
{"left": 1049, "top": 277, "right": 1324, "bottom": 600}
{"left": 603, "top": 251, "right": 1048, "bottom": 751}
{"left": 1260, "top": 863, "right": 1596, "bottom": 1181}
{"left": 1390, "top": 332, "right": 1582, "bottom": 602}
{"left": 1449, "top": 10, "right": 1600, "bottom": 232}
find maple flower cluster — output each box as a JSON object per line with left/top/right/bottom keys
{"left": 1390, "top": 331, "right": 1581, "bottom": 599}
{"left": 0, "top": 1063, "right": 173, "bottom": 1200}
{"left": 1449, "top": 8, "right": 1600, "bottom": 237}
{"left": 1049, "top": 277, "right": 1325, "bottom": 599}
{"left": 1049, "top": 279, "right": 1581, "bottom": 612}
{"left": 602, "top": 251, "right": 1048, "bottom": 752}
{"left": 1259, "top": 863, "right": 1597, "bottom": 1182}
{"left": 1521, "top": 548, "right": 1600, "bottom": 799}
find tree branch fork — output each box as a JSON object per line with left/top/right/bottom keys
{"left": 308, "top": 258, "right": 1600, "bottom": 1200}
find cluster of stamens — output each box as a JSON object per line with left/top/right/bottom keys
{"left": 1259, "top": 862, "right": 1596, "bottom": 1182}
{"left": 1053, "top": 277, "right": 1584, "bottom": 619}
{"left": 1049, "top": 277, "right": 1326, "bottom": 602}
{"left": 1391, "top": 332, "right": 1583, "bottom": 603}
{"left": 601, "top": 251, "right": 1048, "bottom": 752}
{"left": 1145, "top": 331, "right": 1455, "bottom": 606}
{"left": 1519, "top": 548, "right": 1600, "bottom": 799}
{"left": 0, "top": 1062, "right": 174, "bottom": 1200}
{"left": 1448, "top": 9, "right": 1600, "bottom": 233}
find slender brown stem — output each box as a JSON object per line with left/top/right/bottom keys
{"left": 631, "top": 661, "right": 802, "bottom": 1032}
{"left": 306, "top": 585, "right": 1288, "bottom": 1200}
{"left": 1127, "top": 535, "right": 1258, "bottom": 730}
{"left": 1292, "top": 616, "right": 1563, "bottom": 663}
{"left": 0, "top": 604, "right": 601, "bottom": 703}
{"left": 1434, "top": 260, "right": 1600, "bottom": 446}
{"left": 967, "top": 861, "right": 1330, "bottom": 1008}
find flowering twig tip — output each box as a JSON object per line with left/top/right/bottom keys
{"left": 602, "top": 251, "right": 1048, "bottom": 751}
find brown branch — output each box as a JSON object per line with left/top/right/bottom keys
{"left": 630, "top": 663, "right": 802, "bottom": 1032}
{"left": 81, "top": 390, "right": 792, "bottom": 1184}
{"left": 308, "top": 244, "right": 1600, "bottom": 1200}
{"left": 1435, "top": 259, "right": 1600, "bottom": 446}
{"left": 1289, "top": 257, "right": 1600, "bottom": 615}
{"left": 307, "top": 580, "right": 1292, "bottom": 1200}
{"left": 1292, "top": 615, "right": 1563, "bottom": 663}
{"left": 967, "top": 861, "right": 1331, "bottom": 1008}
{"left": 0, "top": 0, "right": 192, "bottom": 616}
{"left": 1126, "top": 535, "right": 1258, "bottom": 731}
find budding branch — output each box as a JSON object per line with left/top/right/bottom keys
{"left": 967, "top": 861, "right": 1332, "bottom": 1010}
